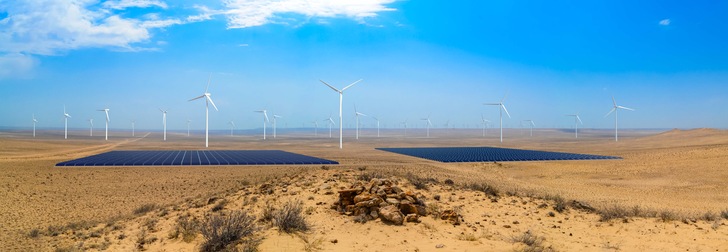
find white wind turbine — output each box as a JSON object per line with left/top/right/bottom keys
{"left": 254, "top": 110, "right": 269, "bottom": 140}
{"left": 88, "top": 119, "right": 93, "bottom": 137}
{"left": 312, "top": 120, "right": 319, "bottom": 137}
{"left": 480, "top": 115, "right": 490, "bottom": 137}
{"left": 372, "top": 116, "right": 381, "bottom": 138}
{"left": 605, "top": 97, "right": 634, "bottom": 142}
{"left": 324, "top": 114, "right": 335, "bottom": 138}
{"left": 186, "top": 119, "right": 191, "bottom": 137}
{"left": 566, "top": 114, "right": 583, "bottom": 139}
{"left": 401, "top": 119, "right": 408, "bottom": 137}
{"left": 229, "top": 121, "right": 235, "bottom": 136}
{"left": 98, "top": 108, "right": 110, "bottom": 140}
{"left": 63, "top": 105, "right": 71, "bottom": 139}
{"left": 484, "top": 94, "right": 511, "bottom": 143}
{"left": 273, "top": 115, "right": 282, "bottom": 138}
{"left": 523, "top": 119, "right": 535, "bottom": 137}
{"left": 421, "top": 114, "right": 433, "bottom": 138}
{"left": 320, "top": 79, "right": 363, "bottom": 149}
{"left": 32, "top": 114, "right": 38, "bottom": 137}
{"left": 354, "top": 105, "right": 367, "bottom": 140}
{"left": 188, "top": 76, "right": 219, "bottom": 148}
{"left": 159, "top": 109, "right": 168, "bottom": 141}
{"left": 131, "top": 120, "right": 135, "bottom": 137}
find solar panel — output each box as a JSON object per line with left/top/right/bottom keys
{"left": 55, "top": 150, "right": 339, "bottom": 166}
{"left": 376, "top": 147, "right": 621, "bottom": 163}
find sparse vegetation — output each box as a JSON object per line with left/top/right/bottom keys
{"left": 598, "top": 205, "right": 632, "bottom": 222}
{"left": 721, "top": 209, "right": 728, "bottom": 220}
{"left": 701, "top": 211, "right": 718, "bottom": 222}
{"left": 443, "top": 178, "right": 454, "bottom": 185}
{"left": 404, "top": 172, "right": 431, "bottom": 190}
{"left": 272, "top": 199, "right": 310, "bottom": 233}
{"left": 199, "top": 210, "right": 258, "bottom": 252}
{"left": 659, "top": 211, "right": 679, "bottom": 222}
{"left": 458, "top": 232, "right": 478, "bottom": 241}
{"left": 170, "top": 215, "right": 199, "bottom": 243}
{"left": 133, "top": 203, "right": 158, "bottom": 215}
{"left": 28, "top": 228, "right": 40, "bottom": 238}
{"left": 550, "top": 195, "right": 566, "bottom": 213}
{"left": 464, "top": 182, "right": 499, "bottom": 197}
{"left": 510, "top": 230, "right": 552, "bottom": 252}
{"left": 211, "top": 199, "right": 228, "bottom": 212}
{"left": 358, "top": 171, "right": 387, "bottom": 181}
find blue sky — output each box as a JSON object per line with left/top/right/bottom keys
{"left": 1, "top": 0, "right": 727, "bottom": 131}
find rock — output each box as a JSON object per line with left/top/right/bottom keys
{"left": 379, "top": 205, "right": 404, "bottom": 225}
{"left": 400, "top": 201, "right": 418, "bottom": 215}
{"left": 416, "top": 205, "right": 427, "bottom": 216}
{"left": 386, "top": 198, "right": 400, "bottom": 205}
{"left": 405, "top": 214, "right": 420, "bottom": 223}
{"left": 370, "top": 210, "right": 379, "bottom": 219}
{"left": 330, "top": 239, "right": 338, "bottom": 244}
{"left": 354, "top": 193, "right": 373, "bottom": 203}
{"left": 434, "top": 195, "right": 441, "bottom": 201}
{"left": 440, "top": 210, "right": 461, "bottom": 225}
{"left": 436, "top": 244, "right": 445, "bottom": 248}
{"left": 320, "top": 183, "right": 332, "bottom": 190}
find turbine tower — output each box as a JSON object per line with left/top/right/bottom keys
{"left": 63, "top": 105, "right": 71, "bottom": 139}
{"left": 320, "top": 79, "right": 362, "bottom": 149}
{"left": 188, "top": 76, "right": 219, "bottom": 148}
{"left": 131, "top": 120, "right": 135, "bottom": 137}
{"left": 354, "top": 105, "right": 367, "bottom": 140}
{"left": 186, "top": 119, "right": 191, "bottom": 137}
{"left": 88, "top": 119, "right": 93, "bottom": 137}
{"left": 566, "top": 114, "right": 583, "bottom": 138}
{"left": 255, "top": 110, "right": 269, "bottom": 140}
{"left": 401, "top": 119, "right": 408, "bottom": 137}
{"left": 523, "top": 119, "right": 535, "bottom": 137}
{"left": 484, "top": 94, "right": 511, "bottom": 143}
{"left": 312, "top": 120, "right": 319, "bottom": 137}
{"left": 480, "top": 115, "right": 490, "bottom": 137}
{"left": 98, "top": 108, "right": 110, "bottom": 140}
{"left": 605, "top": 97, "right": 634, "bottom": 142}
{"left": 159, "top": 109, "right": 168, "bottom": 141}
{"left": 372, "top": 116, "right": 380, "bottom": 138}
{"left": 421, "top": 114, "right": 432, "bottom": 138}
{"left": 32, "top": 114, "right": 38, "bottom": 137}
{"left": 272, "top": 115, "right": 282, "bottom": 138}
{"left": 229, "top": 121, "right": 235, "bottom": 136}
{"left": 324, "top": 114, "right": 335, "bottom": 138}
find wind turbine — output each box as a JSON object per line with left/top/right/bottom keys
{"left": 354, "top": 105, "right": 367, "bottom": 140}
{"left": 605, "top": 97, "right": 634, "bottom": 142}
{"left": 98, "top": 108, "right": 109, "bottom": 140}
{"left": 88, "top": 119, "right": 93, "bottom": 137}
{"left": 63, "top": 105, "right": 71, "bottom": 139}
{"left": 523, "top": 120, "right": 535, "bottom": 137}
{"left": 159, "top": 109, "right": 168, "bottom": 141}
{"left": 484, "top": 94, "right": 511, "bottom": 143}
{"left": 421, "top": 114, "right": 432, "bottom": 138}
{"left": 401, "top": 119, "right": 408, "bottom": 137}
{"left": 324, "top": 114, "right": 335, "bottom": 138}
{"left": 320, "top": 79, "right": 363, "bottom": 149}
{"left": 312, "top": 120, "right": 319, "bottom": 137}
{"left": 229, "top": 121, "right": 235, "bottom": 136}
{"left": 186, "top": 119, "right": 191, "bottom": 137}
{"left": 32, "top": 114, "right": 37, "bottom": 137}
{"left": 480, "top": 115, "right": 490, "bottom": 137}
{"left": 254, "top": 110, "right": 269, "bottom": 140}
{"left": 272, "top": 115, "right": 282, "bottom": 138}
{"left": 188, "top": 76, "right": 219, "bottom": 148}
{"left": 131, "top": 120, "right": 135, "bottom": 137}
{"left": 372, "top": 116, "right": 380, "bottom": 137}
{"left": 566, "top": 114, "right": 583, "bottom": 138}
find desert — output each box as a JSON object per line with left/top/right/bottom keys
{"left": 1, "top": 128, "right": 727, "bottom": 251}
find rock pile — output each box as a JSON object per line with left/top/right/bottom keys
{"left": 333, "top": 178, "right": 428, "bottom": 225}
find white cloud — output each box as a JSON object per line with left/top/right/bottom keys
{"left": 0, "top": 0, "right": 185, "bottom": 56}
{"left": 102, "top": 0, "right": 168, "bottom": 10}
{"left": 0, "top": 53, "right": 37, "bottom": 79}
{"left": 659, "top": 19, "right": 671, "bottom": 26}
{"left": 222, "top": 0, "right": 396, "bottom": 29}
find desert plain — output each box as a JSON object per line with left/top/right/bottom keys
{"left": 1, "top": 128, "right": 727, "bottom": 251}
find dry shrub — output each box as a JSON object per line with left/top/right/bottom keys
{"left": 598, "top": 205, "right": 631, "bottom": 222}
{"left": 28, "top": 228, "right": 40, "bottom": 238}
{"left": 273, "top": 199, "right": 310, "bottom": 233}
{"left": 659, "top": 211, "right": 679, "bottom": 222}
{"left": 133, "top": 204, "right": 158, "bottom": 215}
{"left": 212, "top": 199, "right": 228, "bottom": 212}
{"left": 721, "top": 209, "right": 728, "bottom": 220}
{"left": 465, "top": 182, "right": 499, "bottom": 197}
{"left": 404, "top": 172, "right": 431, "bottom": 190}
{"left": 358, "top": 171, "right": 387, "bottom": 182}
{"left": 701, "top": 211, "right": 719, "bottom": 222}
{"left": 171, "top": 215, "right": 199, "bottom": 243}
{"left": 510, "top": 230, "right": 553, "bottom": 252}
{"left": 199, "top": 211, "right": 258, "bottom": 252}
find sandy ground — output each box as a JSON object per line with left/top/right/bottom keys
{"left": 1, "top": 128, "right": 727, "bottom": 251}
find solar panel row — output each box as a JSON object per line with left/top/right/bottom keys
{"left": 376, "top": 147, "right": 621, "bottom": 163}
{"left": 56, "top": 150, "right": 338, "bottom": 166}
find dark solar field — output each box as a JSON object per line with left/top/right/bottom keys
{"left": 56, "top": 150, "right": 338, "bottom": 166}
{"left": 376, "top": 146, "right": 621, "bottom": 162}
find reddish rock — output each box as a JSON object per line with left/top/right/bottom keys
{"left": 405, "top": 214, "right": 420, "bottom": 223}
{"left": 379, "top": 205, "right": 404, "bottom": 225}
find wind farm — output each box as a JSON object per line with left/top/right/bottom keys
{"left": 1, "top": 1, "right": 727, "bottom": 251}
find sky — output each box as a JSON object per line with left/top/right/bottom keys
{"left": 1, "top": 0, "right": 727, "bottom": 131}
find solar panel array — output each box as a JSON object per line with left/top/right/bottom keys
{"left": 56, "top": 150, "right": 338, "bottom": 166}
{"left": 376, "top": 146, "right": 621, "bottom": 163}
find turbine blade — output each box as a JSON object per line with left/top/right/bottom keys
{"left": 206, "top": 95, "right": 219, "bottom": 111}
{"left": 501, "top": 104, "right": 511, "bottom": 118}
{"left": 612, "top": 96, "right": 617, "bottom": 107}
{"left": 483, "top": 103, "right": 500, "bottom": 106}
{"left": 501, "top": 91, "right": 509, "bottom": 102}
{"left": 188, "top": 95, "right": 205, "bottom": 101}
{"left": 604, "top": 108, "right": 616, "bottom": 117}
{"left": 205, "top": 74, "right": 211, "bottom": 93}
{"left": 264, "top": 112, "right": 269, "bottom": 122}
{"left": 576, "top": 115, "right": 583, "bottom": 124}
{"left": 617, "top": 106, "right": 635, "bottom": 111}
{"left": 319, "top": 80, "right": 341, "bottom": 93}
{"left": 341, "top": 79, "right": 362, "bottom": 91}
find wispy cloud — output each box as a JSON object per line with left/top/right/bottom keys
{"left": 221, "top": 0, "right": 396, "bottom": 29}
{"left": 0, "top": 53, "right": 36, "bottom": 79}
{"left": 659, "top": 19, "right": 671, "bottom": 26}
{"left": 103, "top": 0, "right": 168, "bottom": 10}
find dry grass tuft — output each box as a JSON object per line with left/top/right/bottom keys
{"left": 721, "top": 209, "right": 728, "bottom": 220}
{"left": 273, "top": 199, "right": 310, "bottom": 233}
{"left": 598, "top": 205, "right": 632, "bottom": 222}
{"left": 510, "top": 230, "right": 553, "bottom": 252}
{"left": 133, "top": 203, "right": 158, "bottom": 215}
{"left": 464, "top": 182, "right": 499, "bottom": 197}
{"left": 199, "top": 210, "right": 258, "bottom": 252}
